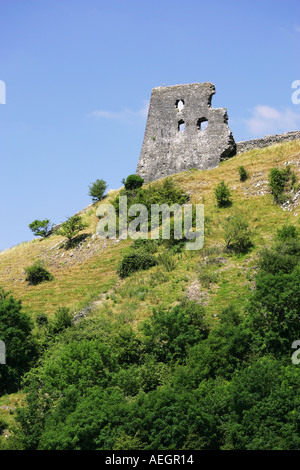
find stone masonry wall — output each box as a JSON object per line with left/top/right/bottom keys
{"left": 236, "top": 130, "right": 300, "bottom": 154}
{"left": 136, "top": 83, "right": 236, "bottom": 182}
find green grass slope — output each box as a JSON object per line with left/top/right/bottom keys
{"left": 0, "top": 139, "right": 299, "bottom": 447}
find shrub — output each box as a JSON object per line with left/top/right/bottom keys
{"left": 0, "top": 289, "right": 35, "bottom": 394}
{"left": 238, "top": 166, "right": 248, "bottom": 182}
{"left": 246, "top": 264, "right": 300, "bottom": 355}
{"left": 24, "top": 260, "right": 54, "bottom": 285}
{"left": 131, "top": 238, "right": 158, "bottom": 253}
{"left": 51, "top": 307, "right": 73, "bottom": 334}
{"left": 88, "top": 179, "right": 108, "bottom": 201}
{"left": 157, "top": 251, "right": 177, "bottom": 272}
{"left": 258, "top": 239, "right": 300, "bottom": 275}
{"left": 160, "top": 217, "right": 187, "bottom": 251}
{"left": 268, "top": 167, "right": 292, "bottom": 203}
{"left": 29, "top": 219, "right": 53, "bottom": 238}
{"left": 142, "top": 301, "right": 209, "bottom": 363}
{"left": 113, "top": 177, "right": 189, "bottom": 216}
{"left": 214, "top": 181, "right": 232, "bottom": 207}
{"left": 276, "top": 223, "right": 298, "bottom": 241}
{"left": 0, "top": 417, "right": 7, "bottom": 434}
{"left": 36, "top": 312, "right": 48, "bottom": 327}
{"left": 58, "top": 215, "right": 88, "bottom": 242}
{"left": 223, "top": 212, "right": 252, "bottom": 253}
{"left": 198, "top": 266, "right": 219, "bottom": 287}
{"left": 117, "top": 250, "right": 157, "bottom": 278}
{"left": 123, "top": 174, "right": 144, "bottom": 191}
{"left": 112, "top": 178, "right": 190, "bottom": 239}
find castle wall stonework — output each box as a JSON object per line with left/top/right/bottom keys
{"left": 236, "top": 130, "right": 300, "bottom": 154}
{"left": 136, "top": 83, "right": 236, "bottom": 182}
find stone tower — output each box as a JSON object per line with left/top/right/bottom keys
{"left": 136, "top": 82, "right": 236, "bottom": 182}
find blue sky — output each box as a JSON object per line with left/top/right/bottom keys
{"left": 0, "top": 0, "right": 299, "bottom": 251}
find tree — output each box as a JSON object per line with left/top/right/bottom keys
{"left": 214, "top": 181, "right": 232, "bottom": 207}
{"left": 142, "top": 301, "right": 209, "bottom": 363}
{"left": 88, "top": 179, "right": 108, "bottom": 201}
{"left": 29, "top": 219, "right": 53, "bottom": 238}
{"left": 123, "top": 174, "right": 144, "bottom": 191}
{"left": 0, "top": 288, "right": 36, "bottom": 394}
{"left": 246, "top": 264, "right": 300, "bottom": 355}
{"left": 223, "top": 211, "right": 252, "bottom": 253}
{"left": 258, "top": 239, "right": 300, "bottom": 275}
{"left": 238, "top": 166, "right": 248, "bottom": 182}
{"left": 51, "top": 307, "right": 73, "bottom": 335}
{"left": 57, "top": 215, "right": 88, "bottom": 242}
{"left": 268, "top": 167, "right": 292, "bottom": 203}
{"left": 227, "top": 357, "right": 300, "bottom": 450}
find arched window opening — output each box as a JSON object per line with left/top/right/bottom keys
{"left": 175, "top": 99, "right": 184, "bottom": 112}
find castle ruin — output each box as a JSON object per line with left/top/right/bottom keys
{"left": 136, "top": 82, "right": 236, "bottom": 182}
{"left": 136, "top": 82, "right": 300, "bottom": 183}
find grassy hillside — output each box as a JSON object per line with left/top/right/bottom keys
{"left": 0, "top": 140, "right": 299, "bottom": 321}
{"left": 0, "top": 139, "right": 299, "bottom": 448}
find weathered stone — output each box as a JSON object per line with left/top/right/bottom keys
{"left": 236, "top": 130, "right": 300, "bottom": 154}
{"left": 136, "top": 82, "right": 236, "bottom": 182}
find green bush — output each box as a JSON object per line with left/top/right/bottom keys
{"left": 223, "top": 211, "right": 252, "bottom": 253}
{"left": 258, "top": 239, "right": 300, "bottom": 275}
{"left": 142, "top": 301, "right": 209, "bottom": 363}
{"left": 112, "top": 178, "right": 190, "bottom": 240}
{"left": 0, "top": 288, "right": 36, "bottom": 394}
{"left": 185, "top": 306, "right": 252, "bottom": 381}
{"left": 123, "top": 174, "right": 144, "bottom": 191}
{"left": 131, "top": 238, "right": 158, "bottom": 253}
{"left": 24, "top": 260, "right": 54, "bottom": 285}
{"left": 29, "top": 219, "right": 53, "bottom": 238}
{"left": 58, "top": 215, "right": 88, "bottom": 242}
{"left": 0, "top": 417, "right": 7, "bottom": 434}
{"left": 275, "top": 223, "right": 298, "bottom": 241}
{"left": 88, "top": 179, "right": 108, "bottom": 201}
{"left": 157, "top": 251, "right": 177, "bottom": 272}
{"left": 51, "top": 307, "right": 73, "bottom": 334}
{"left": 198, "top": 266, "right": 219, "bottom": 287}
{"left": 226, "top": 358, "right": 300, "bottom": 449}
{"left": 214, "top": 181, "right": 232, "bottom": 207}
{"left": 246, "top": 264, "right": 300, "bottom": 355}
{"left": 238, "top": 166, "right": 248, "bottom": 182}
{"left": 113, "top": 177, "right": 189, "bottom": 217}
{"left": 268, "top": 167, "right": 293, "bottom": 203}
{"left": 160, "top": 217, "right": 187, "bottom": 251}
{"left": 36, "top": 312, "right": 48, "bottom": 327}
{"left": 117, "top": 250, "right": 157, "bottom": 278}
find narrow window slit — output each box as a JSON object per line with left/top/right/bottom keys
{"left": 197, "top": 118, "right": 208, "bottom": 131}
{"left": 178, "top": 120, "right": 185, "bottom": 132}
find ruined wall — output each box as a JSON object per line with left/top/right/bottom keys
{"left": 136, "top": 83, "right": 236, "bottom": 182}
{"left": 236, "top": 130, "right": 300, "bottom": 154}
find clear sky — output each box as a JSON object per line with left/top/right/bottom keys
{"left": 0, "top": 0, "right": 299, "bottom": 251}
